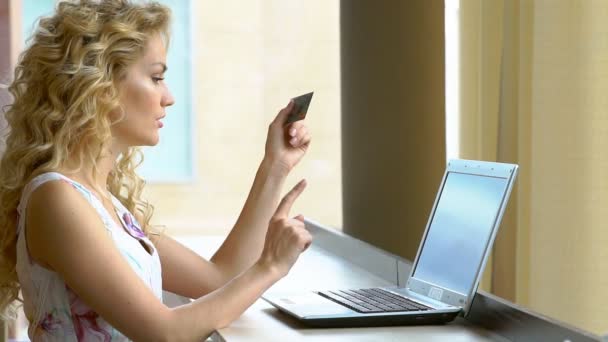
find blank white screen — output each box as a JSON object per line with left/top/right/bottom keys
{"left": 412, "top": 172, "right": 508, "bottom": 295}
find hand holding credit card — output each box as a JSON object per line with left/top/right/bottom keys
{"left": 285, "top": 91, "right": 314, "bottom": 125}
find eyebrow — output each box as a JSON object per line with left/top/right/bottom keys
{"left": 151, "top": 62, "right": 168, "bottom": 72}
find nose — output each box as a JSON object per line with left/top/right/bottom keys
{"left": 162, "top": 87, "right": 175, "bottom": 108}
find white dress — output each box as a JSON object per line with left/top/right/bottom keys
{"left": 15, "top": 172, "right": 163, "bottom": 341}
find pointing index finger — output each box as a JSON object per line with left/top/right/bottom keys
{"left": 274, "top": 179, "right": 307, "bottom": 219}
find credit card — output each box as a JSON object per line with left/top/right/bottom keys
{"left": 285, "top": 91, "right": 314, "bottom": 125}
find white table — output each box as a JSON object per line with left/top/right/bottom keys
{"left": 171, "top": 233, "right": 509, "bottom": 342}
{"left": 167, "top": 219, "right": 600, "bottom": 341}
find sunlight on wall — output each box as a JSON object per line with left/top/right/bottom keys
{"left": 143, "top": 0, "right": 343, "bottom": 235}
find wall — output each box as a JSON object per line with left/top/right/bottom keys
{"left": 143, "top": 1, "right": 342, "bottom": 235}
{"left": 341, "top": 0, "right": 446, "bottom": 260}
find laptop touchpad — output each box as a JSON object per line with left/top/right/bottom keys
{"left": 276, "top": 292, "right": 355, "bottom": 317}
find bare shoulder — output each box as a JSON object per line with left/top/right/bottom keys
{"left": 27, "top": 178, "right": 80, "bottom": 210}
{"left": 26, "top": 178, "right": 94, "bottom": 229}
{"left": 25, "top": 178, "right": 105, "bottom": 269}
{"left": 24, "top": 179, "right": 174, "bottom": 340}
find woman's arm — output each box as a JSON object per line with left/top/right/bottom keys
{"left": 153, "top": 181, "right": 307, "bottom": 299}
{"left": 210, "top": 100, "right": 312, "bottom": 279}
{"left": 27, "top": 178, "right": 310, "bottom": 341}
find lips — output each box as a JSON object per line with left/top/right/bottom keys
{"left": 157, "top": 115, "right": 165, "bottom": 128}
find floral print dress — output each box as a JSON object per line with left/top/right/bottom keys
{"left": 16, "top": 172, "right": 163, "bottom": 341}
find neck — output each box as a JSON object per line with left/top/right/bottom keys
{"left": 61, "top": 141, "right": 126, "bottom": 196}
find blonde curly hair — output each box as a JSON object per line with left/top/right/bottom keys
{"left": 0, "top": 0, "right": 171, "bottom": 317}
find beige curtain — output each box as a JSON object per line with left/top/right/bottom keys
{"left": 1, "top": 0, "right": 20, "bottom": 155}
{"left": 1, "top": 3, "right": 13, "bottom": 342}
{"left": 0, "top": 0, "right": 12, "bottom": 157}
{"left": 459, "top": 0, "right": 608, "bottom": 335}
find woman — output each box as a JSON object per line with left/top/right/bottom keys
{"left": 0, "top": 0, "right": 312, "bottom": 340}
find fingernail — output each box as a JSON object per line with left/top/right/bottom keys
{"left": 290, "top": 137, "right": 298, "bottom": 145}
{"left": 290, "top": 128, "right": 297, "bottom": 137}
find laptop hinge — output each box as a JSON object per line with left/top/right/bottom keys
{"left": 407, "top": 277, "right": 467, "bottom": 309}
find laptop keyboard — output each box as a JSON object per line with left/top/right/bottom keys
{"left": 317, "top": 288, "right": 432, "bottom": 314}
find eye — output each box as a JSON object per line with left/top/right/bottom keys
{"left": 152, "top": 76, "right": 165, "bottom": 84}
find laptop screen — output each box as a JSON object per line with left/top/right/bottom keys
{"left": 411, "top": 171, "right": 509, "bottom": 296}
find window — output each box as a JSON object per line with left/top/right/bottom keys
{"left": 20, "top": 0, "right": 343, "bottom": 235}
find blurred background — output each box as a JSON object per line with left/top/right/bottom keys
{"left": 2, "top": 0, "right": 343, "bottom": 234}
{"left": 1, "top": 0, "right": 608, "bottom": 339}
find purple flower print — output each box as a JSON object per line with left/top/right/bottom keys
{"left": 39, "top": 311, "right": 62, "bottom": 332}
{"left": 122, "top": 212, "right": 146, "bottom": 239}
{"left": 67, "top": 287, "right": 112, "bottom": 342}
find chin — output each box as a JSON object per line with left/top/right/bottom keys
{"left": 133, "top": 135, "right": 160, "bottom": 147}
{"left": 146, "top": 132, "right": 161, "bottom": 146}
{"left": 147, "top": 137, "right": 160, "bottom": 146}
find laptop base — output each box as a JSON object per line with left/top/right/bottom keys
{"left": 275, "top": 307, "right": 460, "bottom": 328}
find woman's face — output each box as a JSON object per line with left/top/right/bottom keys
{"left": 111, "top": 34, "right": 174, "bottom": 147}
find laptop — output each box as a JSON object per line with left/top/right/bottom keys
{"left": 263, "top": 159, "right": 518, "bottom": 327}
